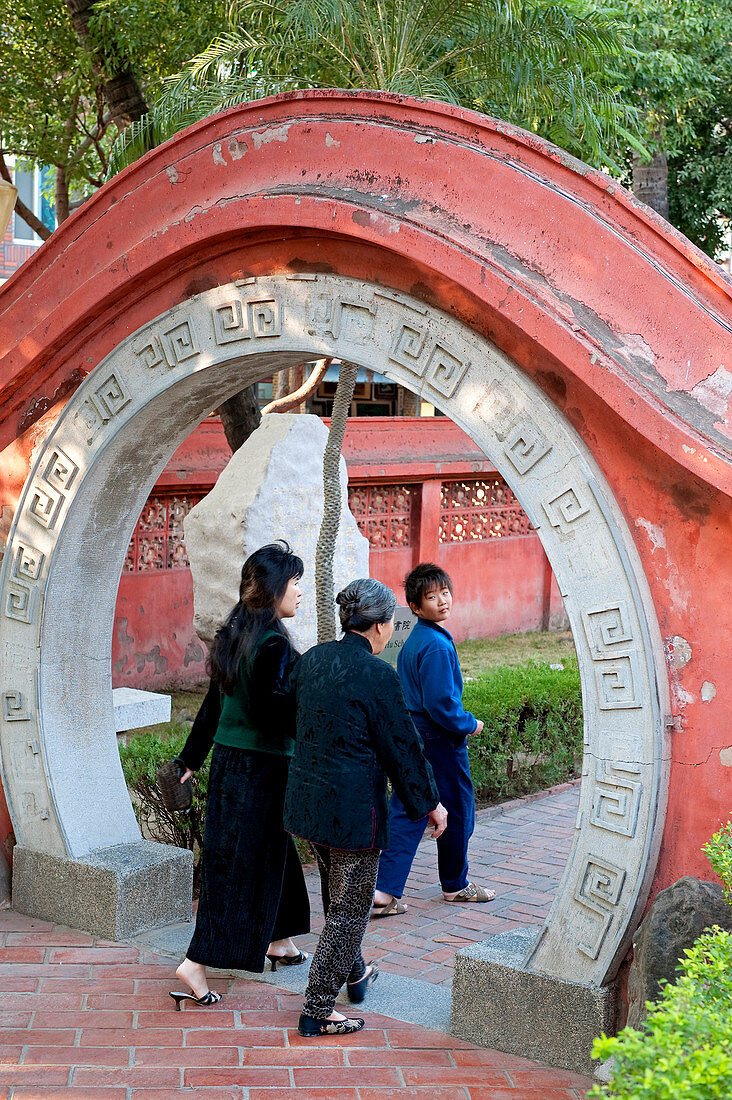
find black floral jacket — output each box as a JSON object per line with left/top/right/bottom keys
{"left": 283, "top": 631, "right": 440, "bottom": 850}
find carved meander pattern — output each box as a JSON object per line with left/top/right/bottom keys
{"left": 0, "top": 274, "right": 663, "bottom": 983}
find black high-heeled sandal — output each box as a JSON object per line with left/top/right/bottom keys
{"left": 346, "top": 963, "right": 379, "bottom": 1004}
{"left": 298, "top": 1013, "right": 364, "bottom": 1037}
{"left": 169, "top": 989, "right": 222, "bottom": 1010}
{"left": 265, "top": 949, "right": 309, "bottom": 972}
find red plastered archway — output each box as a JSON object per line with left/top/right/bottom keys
{"left": 0, "top": 92, "right": 731, "bottom": 1060}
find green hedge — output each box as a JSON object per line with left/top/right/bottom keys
{"left": 589, "top": 929, "right": 732, "bottom": 1099}
{"left": 463, "top": 658, "right": 583, "bottom": 803}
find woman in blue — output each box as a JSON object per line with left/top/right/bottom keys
{"left": 169, "top": 542, "right": 310, "bottom": 1008}
{"left": 372, "top": 562, "right": 495, "bottom": 917}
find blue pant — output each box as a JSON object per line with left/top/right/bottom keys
{"left": 376, "top": 731, "right": 476, "bottom": 897}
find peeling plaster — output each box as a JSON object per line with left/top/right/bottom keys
{"left": 227, "top": 136, "right": 248, "bottom": 160}
{"left": 351, "top": 209, "right": 400, "bottom": 236}
{"left": 325, "top": 132, "right": 340, "bottom": 147}
{"left": 165, "top": 165, "right": 179, "bottom": 184}
{"left": 635, "top": 517, "right": 666, "bottom": 551}
{"left": 619, "top": 333, "right": 655, "bottom": 368}
{"left": 701, "top": 681, "right": 717, "bottom": 703}
{"left": 720, "top": 747, "right": 732, "bottom": 767}
{"left": 689, "top": 366, "right": 732, "bottom": 418}
{"left": 212, "top": 142, "right": 226, "bottom": 166}
{"left": 673, "top": 686, "right": 695, "bottom": 706}
{"left": 665, "top": 635, "right": 692, "bottom": 670}
{"left": 251, "top": 123, "right": 291, "bottom": 150}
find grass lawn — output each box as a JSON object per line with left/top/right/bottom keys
{"left": 457, "top": 629, "right": 576, "bottom": 677}
{"left": 128, "top": 629, "right": 578, "bottom": 733}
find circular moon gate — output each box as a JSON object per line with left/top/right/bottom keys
{"left": 0, "top": 273, "right": 669, "bottom": 987}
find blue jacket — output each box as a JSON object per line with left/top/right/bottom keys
{"left": 397, "top": 618, "right": 477, "bottom": 743}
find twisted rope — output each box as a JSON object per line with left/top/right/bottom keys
{"left": 315, "top": 361, "right": 359, "bottom": 643}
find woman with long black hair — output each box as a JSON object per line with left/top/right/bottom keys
{"left": 169, "top": 541, "right": 310, "bottom": 1008}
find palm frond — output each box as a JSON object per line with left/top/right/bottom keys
{"left": 107, "top": 0, "right": 643, "bottom": 178}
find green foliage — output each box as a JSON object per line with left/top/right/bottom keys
{"left": 0, "top": 0, "right": 226, "bottom": 219}
{"left": 463, "top": 658, "right": 582, "bottom": 802}
{"left": 703, "top": 820, "right": 732, "bottom": 902}
{"left": 108, "top": 0, "right": 643, "bottom": 176}
{"left": 119, "top": 723, "right": 208, "bottom": 892}
{"left": 589, "top": 928, "right": 732, "bottom": 1099}
{"left": 616, "top": 0, "right": 732, "bottom": 257}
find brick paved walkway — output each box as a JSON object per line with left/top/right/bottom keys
{"left": 0, "top": 782, "right": 591, "bottom": 1099}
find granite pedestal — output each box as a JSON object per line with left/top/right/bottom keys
{"left": 451, "top": 928, "right": 617, "bottom": 1077}
{"left": 12, "top": 840, "right": 193, "bottom": 940}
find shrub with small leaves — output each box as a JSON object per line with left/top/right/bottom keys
{"left": 119, "top": 723, "right": 315, "bottom": 884}
{"left": 462, "top": 658, "right": 583, "bottom": 803}
{"left": 119, "top": 724, "right": 209, "bottom": 893}
{"left": 703, "top": 820, "right": 732, "bottom": 901}
{"left": 589, "top": 928, "right": 732, "bottom": 1099}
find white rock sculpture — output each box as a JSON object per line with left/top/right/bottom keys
{"left": 183, "top": 413, "right": 370, "bottom": 653}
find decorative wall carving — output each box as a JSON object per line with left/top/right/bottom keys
{"left": 0, "top": 273, "right": 668, "bottom": 987}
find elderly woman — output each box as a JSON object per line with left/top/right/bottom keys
{"left": 284, "top": 578, "right": 447, "bottom": 1037}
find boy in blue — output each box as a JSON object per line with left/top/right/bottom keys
{"left": 372, "top": 563, "right": 495, "bottom": 917}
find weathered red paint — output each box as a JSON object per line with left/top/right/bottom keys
{"left": 0, "top": 91, "right": 731, "bottom": 915}
{"left": 111, "top": 416, "right": 565, "bottom": 689}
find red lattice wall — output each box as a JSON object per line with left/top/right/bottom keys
{"left": 112, "top": 418, "right": 566, "bottom": 689}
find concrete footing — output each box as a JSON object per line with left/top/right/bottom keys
{"left": 11, "top": 840, "right": 193, "bottom": 940}
{"left": 451, "top": 928, "right": 617, "bottom": 1077}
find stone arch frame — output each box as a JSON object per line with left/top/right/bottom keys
{"left": 0, "top": 271, "right": 669, "bottom": 988}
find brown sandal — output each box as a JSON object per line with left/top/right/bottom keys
{"left": 442, "top": 882, "right": 496, "bottom": 902}
{"left": 370, "top": 896, "right": 408, "bottom": 918}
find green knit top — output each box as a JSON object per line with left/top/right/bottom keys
{"left": 213, "top": 629, "right": 298, "bottom": 757}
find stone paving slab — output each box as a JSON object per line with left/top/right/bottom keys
{"left": 0, "top": 782, "right": 591, "bottom": 1098}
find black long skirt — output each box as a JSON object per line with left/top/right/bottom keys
{"left": 187, "top": 744, "right": 310, "bottom": 973}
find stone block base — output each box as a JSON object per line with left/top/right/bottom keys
{"left": 451, "top": 928, "right": 617, "bottom": 1077}
{"left": 112, "top": 687, "right": 171, "bottom": 733}
{"left": 12, "top": 841, "right": 193, "bottom": 941}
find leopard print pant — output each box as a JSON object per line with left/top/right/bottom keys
{"left": 303, "top": 845, "right": 380, "bottom": 1019}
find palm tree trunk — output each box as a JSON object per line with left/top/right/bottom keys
{"left": 315, "top": 363, "right": 359, "bottom": 643}
{"left": 64, "top": 0, "right": 148, "bottom": 128}
{"left": 632, "top": 150, "right": 669, "bottom": 221}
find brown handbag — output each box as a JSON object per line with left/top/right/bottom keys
{"left": 155, "top": 756, "right": 193, "bottom": 813}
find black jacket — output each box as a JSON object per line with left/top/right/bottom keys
{"left": 283, "top": 631, "right": 440, "bottom": 850}
{"left": 178, "top": 633, "right": 298, "bottom": 770}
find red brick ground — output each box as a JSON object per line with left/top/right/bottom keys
{"left": 0, "top": 907, "right": 590, "bottom": 1099}
{"left": 0, "top": 782, "right": 592, "bottom": 1098}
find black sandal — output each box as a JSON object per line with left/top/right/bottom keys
{"left": 265, "top": 949, "right": 309, "bottom": 972}
{"left": 298, "top": 1013, "right": 364, "bottom": 1037}
{"left": 346, "top": 963, "right": 379, "bottom": 1004}
{"left": 169, "top": 989, "right": 222, "bottom": 1010}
